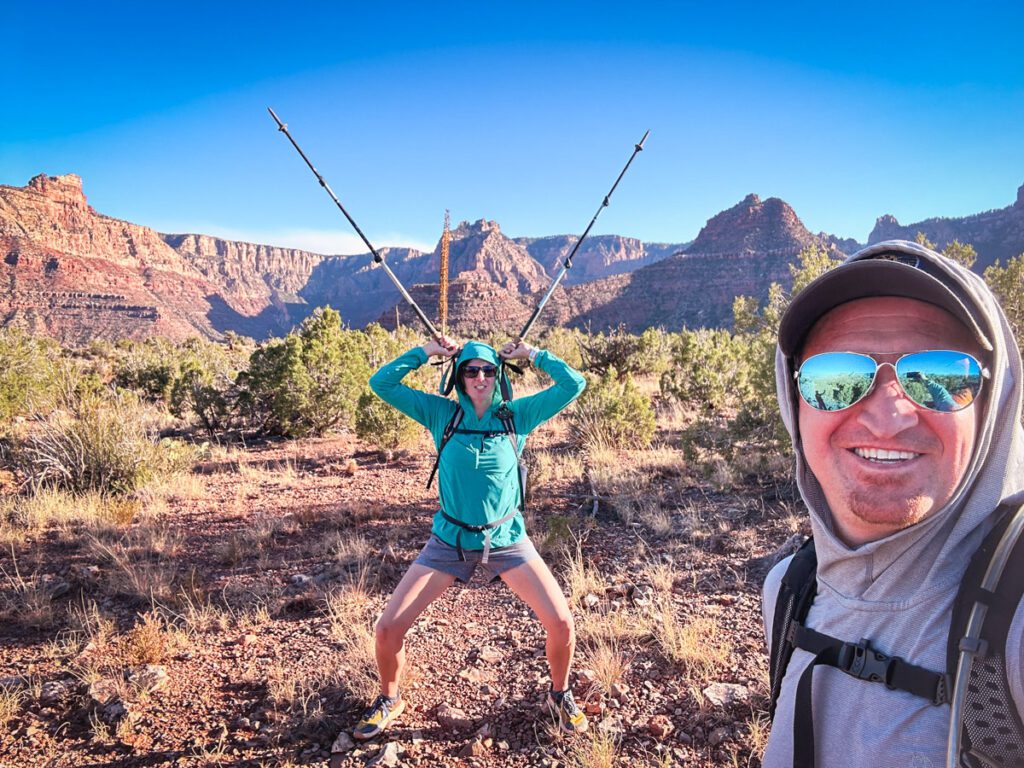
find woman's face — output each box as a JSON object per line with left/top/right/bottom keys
{"left": 461, "top": 357, "right": 497, "bottom": 406}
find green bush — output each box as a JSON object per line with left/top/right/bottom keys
{"left": 354, "top": 390, "right": 423, "bottom": 451}
{"left": 0, "top": 329, "right": 63, "bottom": 430}
{"left": 984, "top": 253, "right": 1024, "bottom": 345}
{"left": 239, "top": 307, "right": 371, "bottom": 437}
{"left": 169, "top": 339, "right": 246, "bottom": 435}
{"left": 579, "top": 325, "right": 670, "bottom": 381}
{"left": 660, "top": 328, "right": 754, "bottom": 413}
{"left": 569, "top": 371, "right": 655, "bottom": 450}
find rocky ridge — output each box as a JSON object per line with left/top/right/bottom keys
{"left": 867, "top": 184, "right": 1024, "bottom": 270}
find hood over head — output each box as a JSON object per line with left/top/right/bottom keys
{"left": 442, "top": 340, "right": 513, "bottom": 411}
{"left": 774, "top": 239, "right": 1024, "bottom": 598}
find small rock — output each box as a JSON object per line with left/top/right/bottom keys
{"left": 708, "top": 726, "right": 730, "bottom": 746}
{"left": 129, "top": 665, "right": 169, "bottom": 694}
{"left": 582, "top": 593, "right": 601, "bottom": 609}
{"left": 702, "top": 682, "right": 750, "bottom": 708}
{"left": 436, "top": 704, "right": 473, "bottom": 731}
{"left": 458, "top": 738, "right": 487, "bottom": 757}
{"left": 367, "top": 741, "right": 400, "bottom": 767}
{"left": 476, "top": 646, "right": 502, "bottom": 664}
{"left": 240, "top": 633, "right": 258, "bottom": 647}
{"left": 648, "top": 714, "right": 674, "bottom": 739}
{"left": 610, "top": 682, "right": 629, "bottom": 701}
{"left": 88, "top": 678, "right": 120, "bottom": 706}
{"left": 330, "top": 731, "right": 355, "bottom": 753}
{"left": 101, "top": 698, "right": 129, "bottom": 724}
{"left": 289, "top": 574, "right": 313, "bottom": 587}
{"left": 49, "top": 581, "right": 72, "bottom": 599}
{"left": 584, "top": 699, "right": 605, "bottom": 717}
{"left": 40, "top": 679, "right": 75, "bottom": 704}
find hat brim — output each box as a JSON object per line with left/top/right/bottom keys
{"left": 778, "top": 259, "right": 992, "bottom": 358}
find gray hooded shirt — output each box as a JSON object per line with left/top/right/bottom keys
{"left": 762, "top": 244, "right": 1024, "bottom": 767}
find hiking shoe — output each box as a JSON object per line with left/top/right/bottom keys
{"left": 546, "top": 688, "right": 589, "bottom": 733}
{"left": 353, "top": 694, "right": 405, "bottom": 741}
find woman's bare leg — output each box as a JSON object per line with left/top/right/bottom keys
{"left": 500, "top": 558, "right": 575, "bottom": 690}
{"left": 375, "top": 564, "right": 456, "bottom": 698}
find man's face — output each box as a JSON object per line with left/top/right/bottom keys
{"left": 797, "top": 297, "right": 983, "bottom": 545}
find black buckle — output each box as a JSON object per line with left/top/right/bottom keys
{"left": 837, "top": 638, "right": 895, "bottom": 687}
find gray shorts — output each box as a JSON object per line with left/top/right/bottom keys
{"left": 413, "top": 535, "right": 541, "bottom": 583}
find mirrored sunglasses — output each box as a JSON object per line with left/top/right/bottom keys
{"left": 795, "top": 350, "right": 989, "bottom": 413}
{"left": 462, "top": 365, "right": 497, "bottom": 378}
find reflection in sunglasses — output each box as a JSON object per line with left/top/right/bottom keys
{"left": 795, "top": 350, "right": 988, "bottom": 414}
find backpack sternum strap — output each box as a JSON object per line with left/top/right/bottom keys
{"left": 790, "top": 624, "right": 952, "bottom": 705}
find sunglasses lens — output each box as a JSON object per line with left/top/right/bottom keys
{"left": 896, "top": 351, "right": 984, "bottom": 412}
{"left": 797, "top": 353, "right": 877, "bottom": 411}
{"left": 463, "top": 365, "right": 497, "bottom": 378}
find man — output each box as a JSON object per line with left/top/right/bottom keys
{"left": 762, "top": 240, "right": 1024, "bottom": 767}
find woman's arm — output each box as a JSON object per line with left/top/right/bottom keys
{"left": 369, "top": 336, "right": 457, "bottom": 427}
{"left": 500, "top": 341, "right": 586, "bottom": 434}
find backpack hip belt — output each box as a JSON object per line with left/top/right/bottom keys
{"left": 440, "top": 508, "right": 520, "bottom": 564}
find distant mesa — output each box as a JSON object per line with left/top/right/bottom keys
{"left": 1, "top": 173, "right": 1022, "bottom": 344}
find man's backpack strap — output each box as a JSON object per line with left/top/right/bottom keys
{"left": 947, "top": 502, "right": 1024, "bottom": 768}
{"left": 769, "top": 536, "right": 818, "bottom": 719}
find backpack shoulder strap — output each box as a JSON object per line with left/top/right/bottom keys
{"left": 426, "top": 406, "right": 463, "bottom": 490}
{"left": 768, "top": 536, "right": 818, "bottom": 720}
{"left": 948, "top": 502, "right": 1024, "bottom": 767}
{"left": 495, "top": 404, "right": 526, "bottom": 511}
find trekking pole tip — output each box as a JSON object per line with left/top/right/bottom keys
{"left": 267, "top": 107, "right": 286, "bottom": 130}
{"left": 636, "top": 129, "right": 650, "bottom": 150}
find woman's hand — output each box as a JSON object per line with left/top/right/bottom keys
{"left": 499, "top": 340, "right": 535, "bottom": 360}
{"left": 422, "top": 335, "right": 459, "bottom": 358}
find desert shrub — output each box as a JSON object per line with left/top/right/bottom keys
{"left": 660, "top": 328, "right": 754, "bottom": 412}
{"left": 579, "top": 325, "right": 670, "bottom": 381}
{"left": 354, "top": 390, "right": 422, "bottom": 450}
{"left": 169, "top": 339, "right": 245, "bottom": 435}
{"left": 239, "top": 307, "right": 371, "bottom": 437}
{"left": 11, "top": 390, "right": 182, "bottom": 495}
{"left": 984, "top": 253, "right": 1024, "bottom": 345}
{"left": 0, "top": 329, "right": 63, "bottom": 429}
{"left": 113, "top": 338, "right": 181, "bottom": 404}
{"left": 569, "top": 371, "right": 655, "bottom": 450}
{"left": 537, "top": 326, "right": 586, "bottom": 370}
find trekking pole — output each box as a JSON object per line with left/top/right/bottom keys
{"left": 516, "top": 129, "right": 650, "bottom": 343}
{"left": 267, "top": 107, "right": 442, "bottom": 340}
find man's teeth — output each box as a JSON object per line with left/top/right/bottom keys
{"left": 853, "top": 447, "right": 920, "bottom": 462}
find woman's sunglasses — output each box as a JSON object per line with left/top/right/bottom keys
{"left": 462, "top": 365, "right": 498, "bottom": 379}
{"left": 795, "top": 350, "right": 989, "bottom": 413}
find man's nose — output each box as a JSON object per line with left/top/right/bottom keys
{"left": 854, "top": 365, "right": 920, "bottom": 437}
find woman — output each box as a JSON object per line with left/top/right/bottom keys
{"left": 354, "top": 336, "right": 588, "bottom": 740}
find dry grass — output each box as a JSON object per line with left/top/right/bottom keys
{"left": 0, "top": 547, "right": 56, "bottom": 628}
{"left": 67, "top": 598, "right": 116, "bottom": 648}
{"left": 324, "top": 570, "right": 378, "bottom": 702}
{"left": 124, "top": 610, "right": 178, "bottom": 664}
{"left": 530, "top": 449, "right": 585, "bottom": 486}
{"left": 563, "top": 541, "right": 605, "bottom": 610}
{"left": 650, "top": 599, "right": 732, "bottom": 683}
{"left": 0, "top": 683, "right": 24, "bottom": 726}
{"left": 563, "top": 729, "right": 620, "bottom": 768}
{"left": 642, "top": 562, "right": 677, "bottom": 595}
{"left": 583, "top": 634, "right": 632, "bottom": 697}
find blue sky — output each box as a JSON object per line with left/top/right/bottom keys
{"left": 4, "top": 1, "right": 1022, "bottom": 255}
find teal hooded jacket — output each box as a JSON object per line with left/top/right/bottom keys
{"left": 368, "top": 341, "right": 586, "bottom": 550}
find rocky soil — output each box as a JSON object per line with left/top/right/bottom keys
{"left": 0, "top": 422, "right": 804, "bottom": 767}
